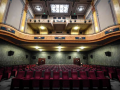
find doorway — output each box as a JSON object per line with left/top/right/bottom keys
{"left": 73, "top": 58, "right": 80, "bottom": 65}
{"left": 38, "top": 58, "right": 45, "bottom": 65}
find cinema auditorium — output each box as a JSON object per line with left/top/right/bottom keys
{"left": 0, "top": 0, "right": 120, "bottom": 90}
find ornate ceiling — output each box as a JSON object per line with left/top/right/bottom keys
{"left": 28, "top": 0, "right": 92, "bottom": 16}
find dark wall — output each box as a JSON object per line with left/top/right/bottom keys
{"left": 88, "top": 40, "right": 120, "bottom": 66}
{"left": 30, "top": 51, "right": 88, "bottom": 64}
{"left": 0, "top": 39, "right": 31, "bottom": 66}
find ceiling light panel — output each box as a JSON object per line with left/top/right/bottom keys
{"left": 77, "top": 6, "right": 84, "bottom": 12}
{"left": 35, "top": 6, "right": 42, "bottom": 11}
{"left": 50, "top": 4, "right": 69, "bottom": 13}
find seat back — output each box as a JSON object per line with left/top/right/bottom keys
{"left": 117, "top": 69, "right": 120, "bottom": 75}
{"left": 62, "top": 72, "right": 69, "bottom": 79}
{"left": 88, "top": 71, "right": 96, "bottom": 79}
{"left": 53, "top": 72, "right": 59, "bottom": 79}
{"left": 34, "top": 71, "right": 42, "bottom": 79}
{"left": 25, "top": 71, "right": 34, "bottom": 79}
{"left": 71, "top": 71, "right": 78, "bottom": 79}
{"left": 97, "top": 71, "right": 105, "bottom": 78}
{"left": 44, "top": 71, "right": 51, "bottom": 79}
{"left": 16, "top": 71, "right": 25, "bottom": 78}
{"left": 80, "top": 71, "right": 87, "bottom": 79}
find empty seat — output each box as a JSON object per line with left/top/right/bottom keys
{"left": 10, "top": 71, "right": 25, "bottom": 90}
{"left": 88, "top": 71, "right": 100, "bottom": 88}
{"left": 79, "top": 71, "right": 90, "bottom": 88}
{"left": 108, "top": 68, "right": 117, "bottom": 79}
{"left": 21, "top": 71, "right": 34, "bottom": 89}
{"left": 97, "top": 71, "right": 111, "bottom": 89}
{"left": 31, "top": 71, "right": 42, "bottom": 87}
{"left": 117, "top": 69, "right": 120, "bottom": 81}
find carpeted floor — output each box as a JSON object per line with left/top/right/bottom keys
{"left": 0, "top": 77, "right": 120, "bottom": 90}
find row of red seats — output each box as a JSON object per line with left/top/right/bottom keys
{"left": 0, "top": 64, "right": 36, "bottom": 81}
{"left": 83, "top": 64, "right": 120, "bottom": 81}
{"left": 10, "top": 70, "right": 111, "bottom": 90}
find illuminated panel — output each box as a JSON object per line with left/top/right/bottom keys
{"left": 50, "top": 4, "right": 69, "bottom": 13}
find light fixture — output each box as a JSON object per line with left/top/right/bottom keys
{"left": 77, "top": 6, "right": 84, "bottom": 12}
{"left": 39, "top": 49, "right": 42, "bottom": 52}
{"left": 35, "top": 6, "right": 42, "bottom": 11}
{"left": 80, "top": 46, "right": 85, "bottom": 49}
{"left": 35, "top": 46, "right": 39, "bottom": 49}
{"left": 50, "top": 4, "right": 69, "bottom": 13}
{"left": 77, "top": 49, "right": 80, "bottom": 52}
{"left": 74, "top": 26, "right": 79, "bottom": 30}
{"left": 40, "top": 26, "right": 45, "bottom": 30}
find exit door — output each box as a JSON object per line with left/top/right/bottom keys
{"left": 73, "top": 58, "right": 80, "bottom": 65}
{"left": 38, "top": 58, "right": 45, "bottom": 65}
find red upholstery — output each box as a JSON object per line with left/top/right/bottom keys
{"left": 42, "top": 71, "right": 51, "bottom": 88}
{"left": 108, "top": 68, "right": 117, "bottom": 79}
{"left": 11, "top": 71, "right": 25, "bottom": 90}
{"left": 31, "top": 71, "right": 42, "bottom": 87}
{"left": 97, "top": 71, "right": 111, "bottom": 88}
{"left": 12, "top": 66, "right": 18, "bottom": 77}
{"left": 62, "top": 72, "right": 70, "bottom": 88}
{"left": 0, "top": 75, "right": 2, "bottom": 81}
{"left": 52, "top": 72, "right": 60, "bottom": 88}
{"left": 88, "top": 71, "right": 100, "bottom": 87}
{"left": 71, "top": 71, "right": 80, "bottom": 88}
{"left": 80, "top": 71, "right": 90, "bottom": 87}
{"left": 22, "top": 71, "right": 34, "bottom": 87}
{"left": 4, "top": 67, "right": 12, "bottom": 79}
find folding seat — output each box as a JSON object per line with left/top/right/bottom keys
{"left": 117, "top": 69, "right": 120, "bottom": 81}
{"left": 108, "top": 68, "right": 117, "bottom": 79}
{"left": 97, "top": 71, "right": 111, "bottom": 89}
{"left": 42, "top": 71, "right": 51, "bottom": 89}
{"left": 51, "top": 71, "right": 60, "bottom": 89}
{"left": 0, "top": 70, "right": 3, "bottom": 81}
{"left": 79, "top": 71, "right": 90, "bottom": 88}
{"left": 4, "top": 67, "right": 12, "bottom": 79}
{"left": 10, "top": 71, "right": 25, "bottom": 90}
{"left": 12, "top": 66, "right": 18, "bottom": 77}
{"left": 101, "top": 67, "right": 108, "bottom": 76}
{"left": 71, "top": 71, "right": 81, "bottom": 89}
{"left": 88, "top": 71, "right": 100, "bottom": 88}
{"left": 61, "top": 71, "right": 70, "bottom": 89}
{"left": 31, "top": 71, "right": 42, "bottom": 88}
{"left": 21, "top": 71, "right": 34, "bottom": 89}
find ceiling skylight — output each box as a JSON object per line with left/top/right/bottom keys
{"left": 35, "top": 6, "right": 42, "bottom": 11}
{"left": 77, "top": 6, "right": 84, "bottom": 12}
{"left": 50, "top": 4, "right": 69, "bottom": 13}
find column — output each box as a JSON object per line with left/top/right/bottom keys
{"left": 111, "top": 0, "right": 120, "bottom": 24}
{"left": 91, "top": 1, "right": 99, "bottom": 33}
{"left": 20, "top": 0, "right": 28, "bottom": 32}
{"left": 0, "top": 0, "right": 8, "bottom": 23}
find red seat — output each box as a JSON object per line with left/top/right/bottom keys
{"left": 42, "top": 71, "right": 51, "bottom": 89}
{"left": 52, "top": 71, "right": 60, "bottom": 89}
{"left": 117, "top": 69, "right": 120, "bottom": 81}
{"left": 62, "top": 71, "right": 70, "bottom": 89}
{"left": 108, "top": 68, "right": 117, "bottom": 79}
{"left": 31, "top": 71, "right": 42, "bottom": 87}
{"left": 22, "top": 71, "right": 34, "bottom": 88}
{"left": 71, "top": 71, "right": 80, "bottom": 89}
{"left": 88, "top": 71, "right": 100, "bottom": 88}
{"left": 79, "top": 71, "right": 90, "bottom": 87}
{"left": 4, "top": 67, "right": 12, "bottom": 79}
{"left": 10, "top": 71, "right": 25, "bottom": 90}
{"left": 97, "top": 71, "right": 111, "bottom": 89}
{"left": 12, "top": 66, "right": 18, "bottom": 77}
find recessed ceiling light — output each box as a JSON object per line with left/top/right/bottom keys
{"left": 77, "top": 6, "right": 84, "bottom": 12}
{"left": 35, "top": 6, "right": 42, "bottom": 11}
{"left": 77, "top": 49, "right": 80, "bottom": 52}
{"left": 40, "top": 26, "right": 45, "bottom": 30}
{"left": 74, "top": 26, "right": 79, "bottom": 30}
{"left": 39, "top": 49, "right": 42, "bottom": 52}
{"left": 35, "top": 46, "right": 39, "bottom": 49}
{"left": 80, "top": 46, "right": 85, "bottom": 49}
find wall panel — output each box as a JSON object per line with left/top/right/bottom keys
{"left": 6, "top": 0, "right": 23, "bottom": 30}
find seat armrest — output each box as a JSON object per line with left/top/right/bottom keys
{"left": 50, "top": 78, "right": 53, "bottom": 80}
{"left": 69, "top": 78, "right": 72, "bottom": 80}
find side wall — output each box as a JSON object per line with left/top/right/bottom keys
{"left": 0, "top": 39, "right": 31, "bottom": 66}
{"left": 30, "top": 51, "right": 88, "bottom": 64}
{"left": 88, "top": 40, "right": 120, "bottom": 66}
